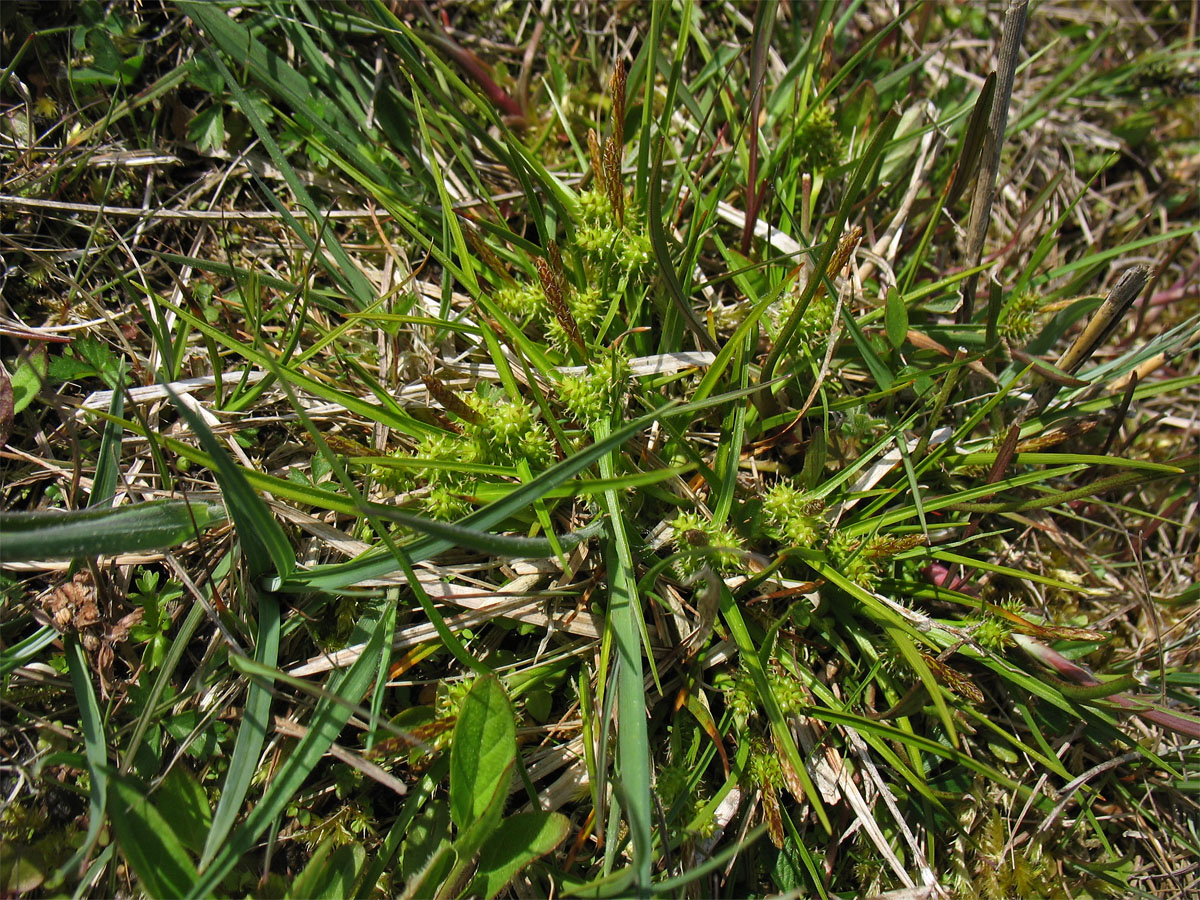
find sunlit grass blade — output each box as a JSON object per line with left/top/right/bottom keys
{"left": 87, "top": 373, "right": 124, "bottom": 507}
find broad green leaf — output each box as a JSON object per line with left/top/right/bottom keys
{"left": 0, "top": 842, "right": 46, "bottom": 895}
{"left": 109, "top": 774, "right": 199, "bottom": 899}
{"left": 155, "top": 767, "right": 213, "bottom": 857}
{"left": 288, "top": 840, "right": 365, "bottom": 900}
{"left": 884, "top": 286, "right": 908, "bottom": 350}
{"left": 381, "top": 773, "right": 450, "bottom": 896}
{"left": 597, "top": 418, "right": 655, "bottom": 892}
{"left": 450, "top": 674, "right": 516, "bottom": 833}
{"left": 471, "top": 811, "right": 570, "bottom": 900}
{"left": 9, "top": 351, "right": 46, "bottom": 416}
{"left": 438, "top": 763, "right": 511, "bottom": 898}
{"left": 187, "top": 104, "right": 224, "bottom": 154}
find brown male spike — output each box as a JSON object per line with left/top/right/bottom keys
{"left": 537, "top": 246, "right": 585, "bottom": 356}
{"left": 588, "top": 128, "right": 605, "bottom": 191}
{"left": 827, "top": 225, "right": 863, "bottom": 279}
{"left": 603, "top": 136, "right": 624, "bottom": 226}
{"left": 610, "top": 58, "right": 626, "bottom": 148}
{"left": 421, "top": 375, "right": 481, "bottom": 425}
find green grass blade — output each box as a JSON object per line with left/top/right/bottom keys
{"left": 166, "top": 388, "right": 294, "bottom": 580}
{"left": 50, "top": 638, "right": 109, "bottom": 888}
{"left": 87, "top": 374, "right": 125, "bottom": 507}
{"left": 199, "top": 589, "right": 280, "bottom": 868}
{"left": 719, "top": 585, "right": 832, "bottom": 833}
{"left": 761, "top": 109, "right": 899, "bottom": 384}
{"left": 108, "top": 772, "right": 200, "bottom": 898}
{"left": 0, "top": 499, "right": 225, "bottom": 561}
{"left": 597, "top": 429, "right": 653, "bottom": 895}
{"left": 186, "top": 601, "right": 388, "bottom": 898}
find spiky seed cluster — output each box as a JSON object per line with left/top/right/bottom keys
{"left": 557, "top": 347, "right": 630, "bottom": 430}
{"left": 493, "top": 281, "right": 544, "bottom": 319}
{"left": 748, "top": 737, "right": 785, "bottom": 790}
{"left": 557, "top": 371, "right": 607, "bottom": 429}
{"left": 767, "top": 666, "right": 805, "bottom": 715}
{"left": 750, "top": 733, "right": 789, "bottom": 848}
{"left": 368, "top": 457, "right": 410, "bottom": 493}
{"left": 425, "top": 485, "right": 472, "bottom": 522}
{"left": 414, "top": 432, "right": 461, "bottom": 481}
{"left": 576, "top": 224, "right": 618, "bottom": 253}
{"left": 619, "top": 232, "right": 653, "bottom": 271}
{"left": 796, "top": 101, "right": 843, "bottom": 172}
{"left": 670, "top": 511, "right": 744, "bottom": 580}
{"left": 658, "top": 756, "right": 687, "bottom": 795}
{"left": 827, "top": 530, "right": 875, "bottom": 588}
{"left": 464, "top": 388, "right": 554, "bottom": 470}
{"left": 968, "top": 615, "right": 1012, "bottom": 651}
{"left": 762, "top": 480, "right": 827, "bottom": 546}
{"left": 776, "top": 291, "right": 833, "bottom": 341}
{"left": 574, "top": 197, "right": 652, "bottom": 273}
{"left": 406, "top": 385, "right": 554, "bottom": 519}
{"left": 656, "top": 755, "right": 713, "bottom": 842}
{"left": 572, "top": 286, "right": 603, "bottom": 331}
{"left": 409, "top": 431, "right": 474, "bottom": 520}
{"left": 547, "top": 286, "right": 604, "bottom": 352}
{"left": 577, "top": 188, "right": 612, "bottom": 223}
{"left": 999, "top": 290, "right": 1043, "bottom": 343}
{"left": 716, "top": 666, "right": 758, "bottom": 721}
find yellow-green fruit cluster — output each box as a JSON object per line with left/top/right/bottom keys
{"left": 762, "top": 480, "right": 827, "bottom": 546}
